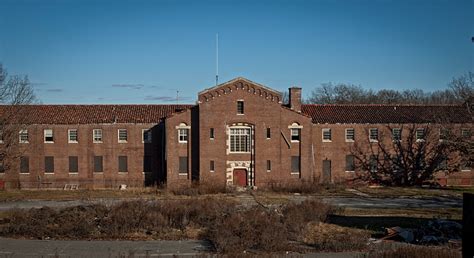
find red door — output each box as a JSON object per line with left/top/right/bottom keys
{"left": 233, "top": 169, "right": 247, "bottom": 187}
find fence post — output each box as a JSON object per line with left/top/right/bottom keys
{"left": 463, "top": 193, "right": 474, "bottom": 258}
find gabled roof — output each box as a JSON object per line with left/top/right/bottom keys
{"left": 0, "top": 105, "right": 194, "bottom": 124}
{"left": 301, "top": 104, "right": 472, "bottom": 124}
{"left": 198, "top": 77, "right": 282, "bottom": 97}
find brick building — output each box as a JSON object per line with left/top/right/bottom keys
{"left": 0, "top": 77, "right": 472, "bottom": 189}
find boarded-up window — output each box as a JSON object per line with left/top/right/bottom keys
{"left": 143, "top": 155, "right": 152, "bottom": 172}
{"left": 118, "top": 156, "right": 128, "bottom": 172}
{"left": 179, "top": 156, "right": 188, "bottom": 173}
{"left": 94, "top": 156, "right": 103, "bottom": 172}
{"left": 345, "top": 155, "right": 355, "bottom": 171}
{"left": 69, "top": 156, "right": 78, "bottom": 173}
{"left": 291, "top": 156, "right": 300, "bottom": 172}
{"left": 45, "top": 156, "right": 54, "bottom": 173}
{"left": 20, "top": 156, "right": 29, "bottom": 173}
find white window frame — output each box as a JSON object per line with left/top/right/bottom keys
{"left": 322, "top": 128, "right": 332, "bottom": 142}
{"left": 142, "top": 129, "right": 152, "bottom": 143}
{"left": 175, "top": 123, "right": 190, "bottom": 143}
{"left": 392, "top": 128, "right": 401, "bottom": 142}
{"left": 44, "top": 129, "right": 54, "bottom": 143}
{"left": 19, "top": 129, "right": 29, "bottom": 143}
{"left": 416, "top": 128, "right": 425, "bottom": 142}
{"left": 93, "top": 129, "right": 103, "bottom": 143}
{"left": 118, "top": 129, "right": 128, "bottom": 143}
{"left": 345, "top": 128, "right": 355, "bottom": 142}
{"left": 288, "top": 123, "right": 303, "bottom": 142}
{"left": 229, "top": 126, "right": 251, "bottom": 153}
{"left": 369, "top": 128, "right": 378, "bottom": 142}
{"left": 68, "top": 129, "right": 78, "bottom": 143}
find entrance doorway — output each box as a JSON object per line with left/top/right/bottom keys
{"left": 323, "top": 160, "right": 332, "bottom": 183}
{"left": 233, "top": 168, "right": 247, "bottom": 187}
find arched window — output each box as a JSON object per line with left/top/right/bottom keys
{"left": 176, "top": 122, "right": 190, "bottom": 143}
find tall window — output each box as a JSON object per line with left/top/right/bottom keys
{"left": 19, "top": 130, "right": 29, "bottom": 143}
{"left": 45, "top": 156, "right": 54, "bottom": 173}
{"left": 266, "top": 128, "right": 271, "bottom": 139}
{"left": 0, "top": 130, "right": 4, "bottom": 143}
{"left": 369, "top": 128, "right": 378, "bottom": 142}
{"left": 210, "top": 128, "right": 215, "bottom": 140}
{"left": 210, "top": 160, "right": 215, "bottom": 172}
{"left": 267, "top": 160, "right": 271, "bottom": 172}
{"left": 369, "top": 155, "right": 378, "bottom": 173}
{"left": 20, "top": 156, "right": 29, "bottom": 173}
{"left": 439, "top": 128, "right": 450, "bottom": 141}
{"left": 68, "top": 129, "right": 78, "bottom": 143}
{"left": 237, "top": 100, "right": 244, "bottom": 114}
{"left": 392, "top": 128, "right": 401, "bottom": 141}
{"left": 345, "top": 155, "right": 355, "bottom": 172}
{"left": 93, "top": 129, "right": 103, "bottom": 143}
{"left": 345, "top": 128, "right": 355, "bottom": 142}
{"left": 118, "top": 129, "right": 128, "bottom": 143}
{"left": 69, "top": 156, "right": 78, "bottom": 173}
{"left": 44, "top": 129, "right": 54, "bottom": 143}
{"left": 416, "top": 128, "right": 425, "bottom": 141}
{"left": 178, "top": 129, "right": 188, "bottom": 143}
{"left": 94, "top": 156, "right": 103, "bottom": 172}
{"left": 229, "top": 127, "right": 250, "bottom": 153}
{"left": 142, "top": 129, "right": 152, "bottom": 143}
{"left": 179, "top": 156, "right": 188, "bottom": 173}
{"left": 291, "top": 156, "right": 300, "bottom": 173}
{"left": 322, "top": 128, "right": 332, "bottom": 142}
{"left": 291, "top": 128, "right": 300, "bottom": 142}
{"left": 118, "top": 156, "right": 128, "bottom": 172}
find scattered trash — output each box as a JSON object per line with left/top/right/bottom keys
{"left": 378, "top": 219, "right": 462, "bottom": 246}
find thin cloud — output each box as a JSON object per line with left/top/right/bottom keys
{"left": 111, "top": 84, "right": 145, "bottom": 90}
{"left": 45, "top": 89, "right": 63, "bottom": 93}
{"left": 144, "top": 95, "right": 191, "bottom": 102}
{"left": 31, "top": 82, "right": 48, "bottom": 86}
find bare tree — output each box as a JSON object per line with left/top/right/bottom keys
{"left": 350, "top": 125, "right": 464, "bottom": 186}
{"left": 0, "top": 64, "right": 36, "bottom": 176}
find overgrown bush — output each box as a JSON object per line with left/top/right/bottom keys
{"left": 169, "top": 182, "right": 229, "bottom": 195}
{"left": 266, "top": 180, "right": 345, "bottom": 194}
{"left": 303, "top": 222, "right": 370, "bottom": 252}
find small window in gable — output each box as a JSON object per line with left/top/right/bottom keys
{"left": 19, "top": 130, "right": 29, "bottom": 143}
{"left": 345, "top": 128, "right": 355, "bottom": 142}
{"left": 93, "top": 129, "right": 103, "bottom": 143}
{"left": 176, "top": 123, "right": 189, "bottom": 143}
{"left": 392, "top": 128, "right": 401, "bottom": 141}
{"left": 68, "top": 129, "right": 78, "bottom": 143}
{"left": 369, "top": 128, "right": 378, "bottom": 142}
{"left": 118, "top": 129, "right": 128, "bottom": 143}
{"left": 322, "top": 128, "right": 332, "bottom": 142}
{"left": 237, "top": 100, "right": 244, "bottom": 114}
{"left": 416, "top": 128, "right": 425, "bottom": 141}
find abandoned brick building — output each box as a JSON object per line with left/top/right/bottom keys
{"left": 0, "top": 77, "right": 472, "bottom": 189}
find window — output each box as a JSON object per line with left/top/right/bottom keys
{"left": 291, "top": 156, "right": 300, "bottom": 173}
{"left": 20, "top": 156, "right": 29, "bottom": 173}
{"left": 68, "top": 129, "right": 78, "bottom": 143}
{"left": 267, "top": 160, "right": 271, "bottom": 172}
{"left": 416, "top": 128, "right": 425, "bottom": 141}
{"left": 230, "top": 127, "right": 251, "bottom": 153}
{"left": 19, "top": 130, "right": 28, "bottom": 143}
{"left": 143, "top": 155, "right": 152, "bottom": 173}
{"left": 392, "top": 128, "right": 401, "bottom": 141}
{"left": 142, "top": 129, "right": 152, "bottom": 143}
{"left": 210, "top": 128, "right": 215, "bottom": 140}
{"left": 0, "top": 130, "right": 3, "bottom": 144}
{"left": 369, "top": 155, "right": 378, "bottom": 173}
{"left": 69, "top": 156, "right": 78, "bottom": 173}
{"left": 266, "top": 128, "right": 271, "bottom": 139}
{"left": 439, "top": 128, "right": 450, "bottom": 141}
{"left": 0, "top": 161, "right": 4, "bottom": 173}
{"left": 369, "top": 128, "right": 378, "bottom": 142}
{"left": 44, "top": 129, "right": 54, "bottom": 143}
{"left": 345, "top": 128, "right": 355, "bottom": 142}
{"left": 178, "top": 129, "right": 188, "bottom": 143}
{"left": 322, "top": 128, "right": 332, "bottom": 142}
{"left": 237, "top": 100, "right": 244, "bottom": 114}
{"left": 93, "top": 129, "right": 103, "bottom": 143}
{"left": 461, "top": 128, "right": 471, "bottom": 138}
{"left": 45, "top": 156, "right": 54, "bottom": 173}
{"left": 179, "top": 156, "right": 188, "bottom": 173}
{"left": 345, "top": 155, "right": 355, "bottom": 172}
{"left": 291, "top": 128, "right": 300, "bottom": 142}
{"left": 93, "top": 156, "right": 103, "bottom": 172}
{"left": 210, "top": 160, "right": 215, "bottom": 172}
{"left": 118, "top": 156, "right": 128, "bottom": 172}
{"left": 118, "top": 129, "right": 127, "bottom": 143}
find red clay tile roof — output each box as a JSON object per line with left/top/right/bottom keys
{"left": 301, "top": 104, "right": 472, "bottom": 124}
{"left": 0, "top": 105, "right": 194, "bottom": 124}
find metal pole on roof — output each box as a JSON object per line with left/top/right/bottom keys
{"left": 216, "top": 33, "right": 219, "bottom": 86}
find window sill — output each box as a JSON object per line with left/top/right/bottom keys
{"left": 93, "top": 141, "right": 103, "bottom": 144}
{"left": 461, "top": 170, "right": 472, "bottom": 172}
{"left": 229, "top": 152, "right": 251, "bottom": 154}
{"left": 178, "top": 173, "right": 188, "bottom": 176}
{"left": 118, "top": 141, "right": 128, "bottom": 144}
{"left": 19, "top": 173, "right": 30, "bottom": 175}
{"left": 68, "top": 141, "right": 78, "bottom": 144}
{"left": 369, "top": 140, "right": 378, "bottom": 143}
{"left": 345, "top": 170, "right": 355, "bottom": 173}
{"left": 210, "top": 170, "right": 215, "bottom": 173}
{"left": 93, "top": 172, "right": 104, "bottom": 174}
{"left": 266, "top": 170, "right": 271, "bottom": 172}
{"left": 290, "top": 140, "right": 300, "bottom": 143}
{"left": 345, "top": 140, "right": 354, "bottom": 143}
{"left": 178, "top": 141, "right": 188, "bottom": 144}
{"left": 290, "top": 172, "right": 300, "bottom": 175}
{"left": 44, "top": 142, "right": 54, "bottom": 144}
{"left": 44, "top": 173, "right": 54, "bottom": 175}
{"left": 69, "top": 172, "right": 79, "bottom": 175}
{"left": 118, "top": 172, "right": 128, "bottom": 174}
{"left": 236, "top": 113, "right": 244, "bottom": 116}
{"left": 322, "top": 140, "right": 332, "bottom": 142}
{"left": 19, "top": 142, "right": 29, "bottom": 144}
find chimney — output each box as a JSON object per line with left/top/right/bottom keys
{"left": 289, "top": 87, "right": 302, "bottom": 112}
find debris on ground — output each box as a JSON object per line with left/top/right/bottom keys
{"left": 377, "top": 219, "right": 462, "bottom": 246}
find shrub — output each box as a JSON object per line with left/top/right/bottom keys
{"left": 303, "top": 222, "right": 370, "bottom": 252}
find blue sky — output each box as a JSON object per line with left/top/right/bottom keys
{"left": 0, "top": 0, "right": 472, "bottom": 104}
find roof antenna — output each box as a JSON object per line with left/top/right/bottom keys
{"left": 176, "top": 90, "right": 180, "bottom": 104}
{"left": 215, "top": 33, "right": 219, "bottom": 86}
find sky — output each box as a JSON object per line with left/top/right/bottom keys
{"left": 0, "top": 0, "right": 472, "bottom": 104}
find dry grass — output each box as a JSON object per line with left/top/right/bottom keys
{"left": 340, "top": 207, "right": 462, "bottom": 220}
{"left": 354, "top": 186, "right": 472, "bottom": 198}
{"left": 364, "top": 243, "right": 461, "bottom": 258}
{"left": 303, "top": 222, "right": 371, "bottom": 252}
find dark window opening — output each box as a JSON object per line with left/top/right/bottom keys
{"left": 210, "top": 128, "right": 215, "bottom": 139}
{"left": 291, "top": 156, "right": 300, "bottom": 173}
{"left": 237, "top": 101, "right": 244, "bottom": 114}
{"left": 210, "top": 160, "right": 215, "bottom": 171}
{"left": 118, "top": 156, "right": 128, "bottom": 172}
{"left": 267, "top": 160, "right": 271, "bottom": 171}
{"left": 266, "top": 128, "right": 271, "bottom": 139}
{"left": 45, "top": 156, "right": 54, "bottom": 173}
{"left": 179, "top": 156, "right": 188, "bottom": 173}
{"left": 20, "top": 156, "right": 29, "bottom": 173}
{"left": 345, "top": 155, "right": 355, "bottom": 171}
{"left": 69, "top": 156, "right": 78, "bottom": 173}
{"left": 94, "top": 156, "right": 103, "bottom": 172}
